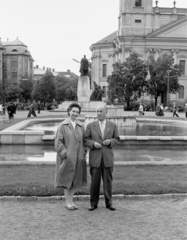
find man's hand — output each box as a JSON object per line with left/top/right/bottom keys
{"left": 103, "top": 140, "right": 111, "bottom": 146}
{"left": 94, "top": 142, "right": 102, "bottom": 148}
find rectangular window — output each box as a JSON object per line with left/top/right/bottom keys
{"left": 135, "top": 19, "right": 141, "bottom": 23}
{"left": 179, "top": 86, "right": 184, "bottom": 99}
{"left": 12, "top": 67, "right": 17, "bottom": 72}
{"left": 12, "top": 56, "right": 17, "bottom": 61}
{"left": 179, "top": 60, "right": 185, "bottom": 75}
{"left": 3, "top": 61, "right": 7, "bottom": 70}
{"left": 12, "top": 61, "right": 17, "bottom": 67}
{"left": 135, "top": 0, "right": 142, "bottom": 7}
{"left": 12, "top": 72, "right": 17, "bottom": 79}
{"left": 3, "top": 70, "right": 7, "bottom": 78}
{"left": 102, "top": 64, "right": 107, "bottom": 77}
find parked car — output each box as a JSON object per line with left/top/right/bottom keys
{"left": 46, "top": 103, "right": 58, "bottom": 110}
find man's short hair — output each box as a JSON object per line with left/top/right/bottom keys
{"left": 96, "top": 104, "right": 107, "bottom": 112}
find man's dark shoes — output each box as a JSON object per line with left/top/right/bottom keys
{"left": 106, "top": 205, "right": 116, "bottom": 211}
{"left": 88, "top": 205, "right": 97, "bottom": 211}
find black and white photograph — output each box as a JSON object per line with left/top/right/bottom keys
{"left": 0, "top": 0, "right": 187, "bottom": 239}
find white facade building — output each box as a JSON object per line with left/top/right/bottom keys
{"left": 90, "top": 0, "right": 187, "bottom": 103}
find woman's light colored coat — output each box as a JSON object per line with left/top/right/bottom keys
{"left": 54, "top": 118, "right": 87, "bottom": 190}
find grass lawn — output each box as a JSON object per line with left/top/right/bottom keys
{"left": 0, "top": 164, "right": 187, "bottom": 196}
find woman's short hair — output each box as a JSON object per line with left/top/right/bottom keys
{"left": 67, "top": 103, "right": 81, "bottom": 115}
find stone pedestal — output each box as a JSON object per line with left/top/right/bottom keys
{"left": 56, "top": 101, "right": 104, "bottom": 111}
{"left": 107, "top": 106, "right": 124, "bottom": 117}
{"left": 77, "top": 76, "right": 92, "bottom": 102}
{"left": 85, "top": 115, "right": 136, "bottom": 126}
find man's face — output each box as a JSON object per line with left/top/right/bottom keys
{"left": 96, "top": 107, "right": 107, "bottom": 122}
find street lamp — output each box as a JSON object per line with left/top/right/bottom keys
{"left": 0, "top": 49, "right": 5, "bottom": 114}
{"left": 166, "top": 70, "right": 170, "bottom": 106}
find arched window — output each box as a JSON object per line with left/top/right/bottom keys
{"left": 179, "top": 85, "right": 184, "bottom": 99}
{"left": 135, "top": 0, "right": 142, "bottom": 7}
{"left": 12, "top": 49, "right": 18, "bottom": 52}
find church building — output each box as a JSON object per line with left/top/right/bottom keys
{"left": 90, "top": 0, "right": 187, "bottom": 104}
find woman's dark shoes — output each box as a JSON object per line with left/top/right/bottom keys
{"left": 88, "top": 205, "right": 98, "bottom": 211}
{"left": 106, "top": 205, "right": 116, "bottom": 211}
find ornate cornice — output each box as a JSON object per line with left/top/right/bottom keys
{"left": 91, "top": 54, "right": 102, "bottom": 60}
{"left": 108, "top": 53, "right": 115, "bottom": 57}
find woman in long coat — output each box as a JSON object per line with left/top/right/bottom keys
{"left": 54, "top": 103, "right": 87, "bottom": 210}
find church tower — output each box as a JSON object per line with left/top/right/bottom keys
{"left": 118, "top": 0, "right": 153, "bottom": 36}
{"left": 0, "top": 38, "right": 4, "bottom": 84}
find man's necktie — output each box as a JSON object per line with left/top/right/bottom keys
{"left": 100, "top": 121, "right": 105, "bottom": 139}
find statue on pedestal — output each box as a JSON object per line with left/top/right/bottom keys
{"left": 79, "top": 55, "right": 89, "bottom": 76}
{"left": 90, "top": 84, "right": 104, "bottom": 101}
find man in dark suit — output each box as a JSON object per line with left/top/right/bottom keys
{"left": 84, "top": 105, "right": 120, "bottom": 211}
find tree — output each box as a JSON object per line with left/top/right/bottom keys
{"left": 32, "top": 71, "right": 56, "bottom": 103}
{"left": 54, "top": 75, "right": 78, "bottom": 102}
{"left": 145, "top": 53, "right": 182, "bottom": 106}
{"left": 107, "top": 52, "right": 148, "bottom": 106}
{"left": 55, "top": 75, "right": 71, "bottom": 102}
{"left": 19, "top": 75, "right": 33, "bottom": 102}
{"left": 5, "top": 84, "right": 23, "bottom": 101}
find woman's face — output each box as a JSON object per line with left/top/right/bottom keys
{"left": 69, "top": 107, "right": 80, "bottom": 121}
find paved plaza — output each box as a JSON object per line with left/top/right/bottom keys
{"left": 0, "top": 109, "right": 187, "bottom": 121}
{"left": 0, "top": 198, "right": 187, "bottom": 240}
{"left": 0, "top": 110, "right": 187, "bottom": 240}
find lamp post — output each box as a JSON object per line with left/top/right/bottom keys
{"left": 166, "top": 70, "right": 170, "bottom": 106}
{"left": 0, "top": 51, "right": 5, "bottom": 114}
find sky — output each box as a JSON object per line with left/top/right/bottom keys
{"left": 0, "top": 0, "right": 187, "bottom": 75}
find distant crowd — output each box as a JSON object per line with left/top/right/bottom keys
{"left": 0, "top": 100, "right": 43, "bottom": 121}
{"left": 138, "top": 102, "right": 187, "bottom": 118}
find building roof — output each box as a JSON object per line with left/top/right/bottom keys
{"left": 93, "top": 31, "right": 118, "bottom": 44}
{"left": 57, "top": 70, "right": 78, "bottom": 79}
{"left": 34, "top": 68, "right": 47, "bottom": 75}
{"left": 0, "top": 38, "right": 4, "bottom": 50}
{"left": 146, "top": 15, "right": 187, "bottom": 38}
{"left": 2, "top": 38, "right": 27, "bottom": 47}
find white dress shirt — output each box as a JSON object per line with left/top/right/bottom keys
{"left": 70, "top": 120, "right": 76, "bottom": 129}
{"left": 99, "top": 120, "right": 106, "bottom": 138}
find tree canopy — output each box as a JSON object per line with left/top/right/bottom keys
{"left": 145, "top": 53, "right": 182, "bottom": 105}
{"left": 5, "top": 84, "right": 23, "bottom": 101}
{"left": 19, "top": 75, "right": 33, "bottom": 102}
{"left": 107, "top": 52, "right": 182, "bottom": 107}
{"left": 32, "top": 71, "right": 56, "bottom": 103}
{"left": 55, "top": 75, "right": 78, "bottom": 102}
{"left": 107, "top": 52, "right": 147, "bottom": 106}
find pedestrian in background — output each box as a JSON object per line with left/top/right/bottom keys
{"left": 13, "top": 101, "right": 17, "bottom": 114}
{"left": 0, "top": 103, "right": 4, "bottom": 118}
{"left": 7, "top": 102, "right": 14, "bottom": 121}
{"left": 37, "top": 101, "right": 41, "bottom": 114}
{"left": 138, "top": 103, "right": 144, "bottom": 116}
{"left": 155, "top": 102, "right": 161, "bottom": 116}
{"left": 173, "top": 102, "right": 179, "bottom": 117}
{"left": 27, "top": 102, "right": 37, "bottom": 117}
{"left": 185, "top": 103, "right": 187, "bottom": 118}
{"left": 160, "top": 103, "right": 164, "bottom": 116}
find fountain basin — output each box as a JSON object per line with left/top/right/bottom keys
{"left": 1, "top": 117, "right": 187, "bottom": 145}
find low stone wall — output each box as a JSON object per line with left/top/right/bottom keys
{"left": 1, "top": 117, "right": 187, "bottom": 145}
